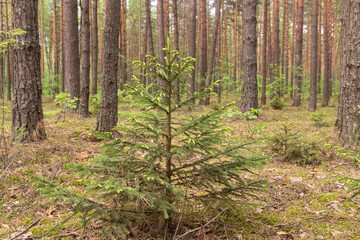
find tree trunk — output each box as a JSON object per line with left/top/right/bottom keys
{"left": 323, "top": 0, "right": 330, "bottom": 106}
{"left": 80, "top": 0, "right": 90, "bottom": 117}
{"left": 12, "top": 0, "right": 46, "bottom": 142}
{"left": 290, "top": 0, "right": 297, "bottom": 99}
{"left": 309, "top": 0, "right": 318, "bottom": 112}
{"left": 240, "top": 0, "right": 258, "bottom": 113}
{"left": 271, "top": 0, "right": 280, "bottom": 97}
{"left": 266, "top": 0, "right": 271, "bottom": 85}
{"left": 187, "top": 0, "right": 196, "bottom": 101}
{"left": 233, "top": 0, "right": 238, "bottom": 86}
{"left": 120, "top": 0, "right": 127, "bottom": 91}
{"left": 204, "top": 0, "right": 221, "bottom": 105}
{"left": 96, "top": 0, "right": 120, "bottom": 132}
{"left": 91, "top": 0, "right": 98, "bottom": 95}
{"left": 53, "top": 0, "right": 59, "bottom": 95}
{"left": 337, "top": 0, "right": 360, "bottom": 145}
{"left": 5, "top": 0, "right": 12, "bottom": 101}
{"left": 173, "top": 0, "right": 180, "bottom": 103}
{"left": 261, "top": 0, "right": 268, "bottom": 105}
{"left": 292, "top": 0, "right": 304, "bottom": 107}
{"left": 157, "top": 0, "right": 166, "bottom": 63}
{"left": 317, "top": 0, "right": 322, "bottom": 94}
{"left": 0, "top": 2, "right": 4, "bottom": 99}
{"left": 60, "top": 0, "right": 65, "bottom": 92}
{"left": 198, "top": 0, "right": 207, "bottom": 104}
{"left": 64, "top": 0, "right": 80, "bottom": 108}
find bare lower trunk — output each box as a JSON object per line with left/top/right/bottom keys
{"left": 95, "top": 0, "right": 121, "bottom": 132}
{"left": 241, "top": 0, "right": 258, "bottom": 113}
{"left": 12, "top": 0, "right": 46, "bottom": 142}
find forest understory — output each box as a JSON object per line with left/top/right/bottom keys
{"left": 1, "top": 96, "right": 359, "bottom": 240}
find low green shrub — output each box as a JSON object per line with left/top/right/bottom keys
{"left": 310, "top": 111, "right": 329, "bottom": 127}
{"left": 270, "top": 96, "right": 285, "bottom": 110}
{"left": 267, "top": 122, "right": 324, "bottom": 165}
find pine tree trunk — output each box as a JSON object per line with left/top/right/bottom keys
{"left": 204, "top": 0, "right": 221, "bottom": 105}
{"left": 187, "top": 0, "right": 196, "bottom": 100}
{"left": 240, "top": 0, "right": 258, "bottom": 113}
{"left": 309, "top": 0, "right": 318, "bottom": 112}
{"left": 293, "top": 0, "right": 304, "bottom": 106}
{"left": 337, "top": 0, "right": 360, "bottom": 145}
{"left": 80, "top": 0, "right": 90, "bottom": 117}
{"left": 173, "top": 0, "right": 180, "bottom": 103}
{"left": 0, "top": 2, "right": 4, "bottom": 99}
{"left": 53, "top": 0, "right": 59, "bottom": 95}
{"left": 64, "top": 0, "right": 80, "bottom": 108}
{"left": 199, "top": 0, "right": 208, "bottom": 104}
{"left": 261, "top": 0, "right": 268, "bottom": 105}
{"left": 12, "top": 0, "right": 46, "bottom": 142}
{"left": 95, "top": 0, "right": 120, "bottom": 132}
{"left": 323, "top": 0, "right": 330, "bottom": 106}
{"left": 290, "top": 0, "right": 297, "bottom": 99}
{"left": 317, "top": 0, "right": 322, "bottom": 94}
{"left": 120, "top": 0, "right": 127, "bottom": 90}
{"left": 60, "top": 0, "right": 65, "bottom": 92}
{"left": 5, "top": 0, "right": 12, "bottom": 101}
{"left": 233, "top": 0, "right": 238, "bottom": 88}
{"left": 266, "top": 0, "right": 272, "bottom": 84}
{"left": 91, "top": 0, "right": 98, "bottom": 95}
{"left": 271, "top": 0, "right": 280, "bottom": 97}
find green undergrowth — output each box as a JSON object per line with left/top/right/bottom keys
{"left": 1, "top": 96, "right": 359, "bottom": 239}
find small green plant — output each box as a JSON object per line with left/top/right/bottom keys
{"left": 270, "top": 96, "right": 285, "bottom": 110}
{"left": 89, "top": 94, "right": 101, "bottom": 115}
{"left": 33, "top": 45, "right": 266, "bottom": 239}
{"left": 310, "top": 111, "right": 329, "bottom": 127}
{"left": 267, "top": 122, "right": 323, "bottom": 165}
{"left": 54, "top": 93, "right": 78, "bottom": 121}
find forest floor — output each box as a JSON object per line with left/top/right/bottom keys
{"left": 0, "top": 96, "right": 359, "bottom": 240}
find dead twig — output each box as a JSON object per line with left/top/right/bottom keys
{"left": 176, "top": 207, "right": 229, "bottom": 239}
{"left": 9, "top": 218, "right": 41, "bottom": 240}
{"left": 327, "top": 162, "right": 352, "bottom": 172}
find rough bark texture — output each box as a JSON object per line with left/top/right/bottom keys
{"left": 53, "top": 0, "right": 59, "bottom": 94}
{"left": 187, "top": 0, "right": 196, "bottom": 100}
{"left": 309, "top": 0, "right": 319, "bottom": 112}
{"left": 64, "top": 0, "right": 80, "bottom": 107}
{"left": 337, "top": 0, "right": 360, "bottom": 145}
{"left": 241, "top": 0, "right": 258, "bottom": 113}
{"left": 157, "top": 0, "right": 166, "bottom": 62}
{"left": 80, "top": 0, "right": 90, "bottom": 117}
{"left": 323, "top": 0, "right": 330, "bottom": 106}
{"left": 204, "top": 0, "right": 221, "bottom": 105}
{"left": 95, "top": 0, "right": 120, "bottom": 132}
{"left": 271, "top": 0, "right": 280, "bottom": 96}
{"left": 120, "top": 0, "right": 127, "bottom": 91}
{"left": 145, "top": 0, "right": 154, "bottom": 58}
{"left": 293, "top": 0, "right": 304, "bottom": 106}
{"left": 91, "top": 0, "right": 98, "bottom": 95}
{"left": 173, "top": 0, "right": 180, "bottom": 103}
{"left": 290, "top": 0, "right": 297, "bottom": 99}
{"left": 261, "top": 0, "right": 268, "bottom": 105}
{"left": 317, "top": 0, "right": 322, "bottom": 94}
{"left": 60, "top": 0, "right": 65, "bottom": 92}
{"left": 198, "top": 0, "right": 207, "bottom": 103}
{"left": 12, "top": 0, "right": 46, "bottom": 142}
{"left": 0, "top": 2, "right": 4, "bottom": 99}
{"left": 5, "top": 0, "right": 12, "bottom": 101}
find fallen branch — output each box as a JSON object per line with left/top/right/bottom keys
{"left": 10, "top": 218, "right": 41, "bottom": 240}
{"left": 176, "top": 207, "right": 229, "bottom": 239}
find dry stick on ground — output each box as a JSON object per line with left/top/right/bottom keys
{"left": 9, "top": 218, "right": 41, "bottom": 240}
{"left": 327, "top": 162, "right": 352, "bottom": 172}
{"left": 176, "top": 207, "right": 229, "bottom": 239}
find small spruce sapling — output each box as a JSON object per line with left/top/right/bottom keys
{"left": 33, "top": 45, "right": 266, "bottom": 238}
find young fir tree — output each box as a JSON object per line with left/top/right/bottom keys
{"left": 33, "top": 45, "right": 266, "bottom": 238}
